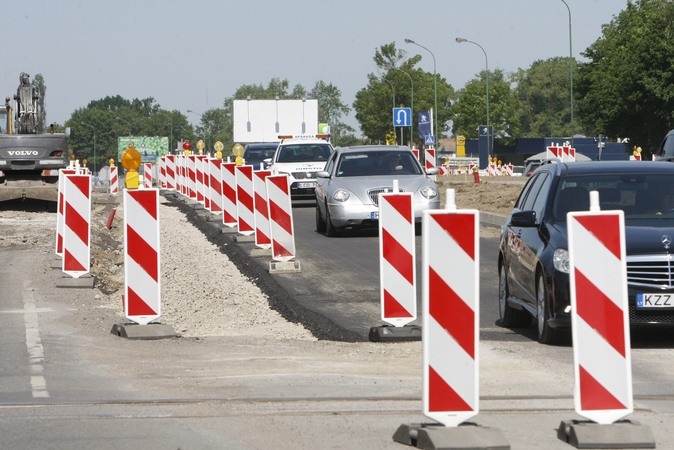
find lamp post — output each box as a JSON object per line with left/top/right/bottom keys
{"left": 561, "top": 0, "right": 574, "bottom": 146}
{"left": 187, "top": 110, "right": 210, "bottom": 152}
{"left": 167, "top": 120, "right": 173, "bottom": 154}
{"left": 404, "top": 38, "right": 437, "bottom": 146}
{"left": 115, "top": 116, "right": 131, "bottom": 137}
{"left": 382, "top": 78, "right": 395, "bottom": 110}
{"left": 394, "top": 67, "right": 414, "bottom": 147}
{"left": 456, "top": 37, "right": 490, "bottom": 155}
{"left": 80, "top": 122, "right": 96, "bottom": 174}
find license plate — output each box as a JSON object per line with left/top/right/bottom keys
{"left": 297, "top": 182, "right": 316, "bottom": 189}
{"left": 371, "top": 211, "right": 379, "bottom": 220}
{"left": 637, "top": 293, "right": 674, "bottom": 309}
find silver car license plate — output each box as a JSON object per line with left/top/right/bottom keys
{"left": 636, "top": 293, "right": 674, "bottom": 309}
{"left": 297, "top": 182, "right": 316, "bottom": 189}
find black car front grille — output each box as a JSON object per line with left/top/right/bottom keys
{"left": 626, "top": 254, "right": 674, "bottom": 289}
{"left": 368, "top": 188, "right": 406, "bottom": 206}
{"left": 628, "top": 304, "right": 674, "bottom": 323}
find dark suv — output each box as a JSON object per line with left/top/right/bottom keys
{"left": 499, "top": 160, "right": 674, "bottom": 344}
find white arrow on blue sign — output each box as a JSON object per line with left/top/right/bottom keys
{"left": 393, "top": 108, "right": 411, "bottom": 127}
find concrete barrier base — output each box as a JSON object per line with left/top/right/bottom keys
{"left": 393, "top": 422, "right": 510, "bottom": 449}
{"left": 269, "top": 260, "right": 301, "bottom": 274}
{"left": 369, "top": 324, "right": 421, "bottom": 342}
{"left": 50, "top": 259, "right": 62, "bottom": 269}
{"left": 250, "top": 248, "right": 272, "bottom": 257}
{"left": 110, "top": 322, "right": 176, "bottom": 340}
{"left": 234, "top": 234, "right": 255, "bottom": 243}
{"left": 220, "top": 226, "right": 238, "bottom": 234}
{"left": 557, "top": 419, "right": 655, "bottom": 449}
{"left": 56, "top": 277, "right": 95, "bottom": 289}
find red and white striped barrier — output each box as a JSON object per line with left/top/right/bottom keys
{"left": 143, "top": 163, "right": 153, "bottom": 188}
{"left": 221, "top": 162, "right": 238, "bottom": 227}
{"left": 422, "top": 193, "right": 480, "bottom": 427}
{"left": 62, "top": 173, "right": 92, "bottom": 278}
{"left": 235, "top": 165, "right": 255, "bottom": 235}
{"left": 568, "top": 193, "right": 632, "bottom": 425}
{"left": 209, "top": 158, "right": 223, "bottom": 214}
{"left": 177, "top": 155, "right": 185, "bottom": 195}
{"left": 253, "top": 170, "right": 272, "bottom": 248}
{"left": 379, "top": 188, "right": 416, "bottom": 326}
{"left": 195, "top": 155, "right": 206, "bottom": 204}
{"left": 109, "top": 166, "right": 119, "bottom": 195}
{"left": 56, "top": 168, "right": 80, "bottom": 256}
{"left": 123, "top": 189, "right": 161, "bottom": 325}
{"left": 425, "top": 147, "right": 436, "bottom": 181}
{"left": 165, "top": 155, "right": 176, "bottom": 191}
{"left": 201, "top": 156, "right": 211, "bottom": 211}
{"left": 159, "top": 157, "right": 166, "bottom": 188}
{"left": 187, "top": 155, "right": 197, "bottom": 199}
{"left": 412, "top": 149, "right": 419, "bottom": 160}
{"left": 266, "top": 174, "right": 296, "bottom": 261}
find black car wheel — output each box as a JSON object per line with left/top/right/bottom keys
{"left": 499, "top": 263, "right": 532, "bottom": 328}
{"left": 325, "top": 204, "right": 340, "bottom": 237}
{"left": 536, "top": 272, "right": 563, "bottom": 345}
{"left": 315, "top": 203, "right": 326, "bottom": 232}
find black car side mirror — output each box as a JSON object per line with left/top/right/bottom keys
{"left": 510, "top": 210, "right": 537, "bottom": 227}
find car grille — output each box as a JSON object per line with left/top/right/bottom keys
{"left": 368, "top": 188, "right": 406, "bottom": 206}
{"left": 628, "top": 304, "right": 674, "bottom": 323}
{"left": 291, "top": 172, "right": 317, "bottom": 180}
{"left": 626, "top": 254, "right": 674, "bottom": 289}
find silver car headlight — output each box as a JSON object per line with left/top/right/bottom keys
{"left": 553, "top": 248, "right": 569, "bottom": 273}
{"left": 420, "top": 186, "right": 438, "bottom": 199}
{"left": 333, "top": 189, "right": 350, "bottom": 202}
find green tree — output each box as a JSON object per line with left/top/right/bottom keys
{"left": 32, "top": 74, "right": 47, "bottom": 133}
{"left": 353, "top": 42, "right": 454, "bottom": 146}
{"left": 309, "top": 80, "right": 357, "bottom": 146}
{"left": 452, "top": 69, "right": 521, "bottom": 145}
{"left": 515, "top": 57, "right": 584, "bottom": 138}
{"left": 576, "top": 0, "right": 674, "bottom": 155}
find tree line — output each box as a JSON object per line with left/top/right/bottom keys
{"left": 50, "top": 0, "right": 673, "bottom": 168}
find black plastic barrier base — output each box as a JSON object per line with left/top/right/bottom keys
{"left": 557, "top": 419, "right": 655, "bottom": 449}
{"left": 110, "top": 322, "right": 176, "bottom": 340}
{"left": 393, "top": 422, "right": 510, "bottom": 449}
{"left": 368, "top": 324, "right": 421, "bottom": 342}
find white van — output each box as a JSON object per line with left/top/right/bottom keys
{"left": 266, "top": 135, "right": 334, "bottom": 200}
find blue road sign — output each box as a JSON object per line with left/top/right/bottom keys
{"left": 393, "top": 108, "right": 411, "bottom": 127}
{"left": 425, "top": 135, "right": 435, "bottom": 145}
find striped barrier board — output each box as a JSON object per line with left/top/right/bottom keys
{"left": 56, "top": 168, "right": 79, "bottom": 256}
{"left": 221, "top": 162, "right": 238, "bottom": 227}
{"left": 123, "top": 188, "right": 161, "bottom": 325}
{"left": 253, "top": 170, "right": 272, "bottom": 248}
{"left": 187, "top": 155, "right": 197, "bottom": 199}
{"left": 201, "top": 156, "right": 211, "bottom": 210}
{"left": 195, "top": 155, "right": 206, "bottom": 204}
{"left": 425, "top": 147, "right": 436, "bottom": 179}
{"left": 422, "top": 204, "right": 480, "bottom": 427}
{"left": 266, "top": 174, "right": 296, "bottom": 261}
{"left": 62, "top": 173, "right": 92, "bottom": 278}
{"left": 209, "top": 158, "right": 223, "bottom": 215}
{"left": 165, "top": 155, "right": 176, "bottom": 191}
{"left": 568, "top": 200, "right": 632, "bottom": 425}
{"left": 109, "top": 166, "right": 119, "bottom": 195}
{"left": 379, "top": 190, "right": 416, "bottom": 326}
{"left": 159, "top": 157, "right": 166, "bottom": 188}
{"left": 143, "top": 163, "right": 153, "bottom": 188}
{"left": 235, "top": 165, "right": 255, "bottom": 235}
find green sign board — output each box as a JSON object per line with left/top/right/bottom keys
{"left": 117, "top": 136, "right": 169, "bottom": 163}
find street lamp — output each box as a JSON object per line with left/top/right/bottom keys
{"left": 382, "top": 78, "right": 395, "bottom": 109}
{"left": 187, "top": 110, "right": 209, "bottom": 152}
{"left": 80, "top": 122, "right": 96, "bottom": 174}
{"left": 456, "top": 37, "right": 490, "bottom": 155}
{"left": 561, "top": 0, "right": 574, "bottom": 146}
{"left": 394, "top": 67, "right": 414, "bottom": 147}
{"left": 404, "top": 38, "right": 437, "bottom": 146}
{"left": 116, "top": 116, "right": 131, "bottom": 137}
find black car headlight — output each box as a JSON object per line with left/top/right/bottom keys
{"left": 420, "top": 186, "right": 438, "bottom": 199}
{"left": 553, "top": 248, "right": 569, "bottom": 273}
{"left": 333, "top": 189, "right": 350, "bottom": 202}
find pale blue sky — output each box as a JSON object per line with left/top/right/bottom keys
{"left": 5, "top": 0, "right": 627, "bottom": 131}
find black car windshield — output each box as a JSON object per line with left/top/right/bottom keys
{"left": 335, "top": 151, "right": 422, "bottom": 177}
{"left": 277, "top": 143, "right": 333, "bottom": 163}
{"left": 552, "top": 173, "right": 674, "bottom": 222}
{"left": 245, "top": 147, "right": 276, "bottom": 163}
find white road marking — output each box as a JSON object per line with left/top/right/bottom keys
{"left": 22, "top": 283, "right": 50, "bottom": 398}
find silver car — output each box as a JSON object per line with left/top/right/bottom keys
{"left": 315, "top": 145, "right": 440, "bottom": 236}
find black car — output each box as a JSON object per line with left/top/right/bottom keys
{"left": 499, "top": 160, "right": 674, "bottom": 344}
{"left": 243, "top": 143, "right": 278, "bottom": 169}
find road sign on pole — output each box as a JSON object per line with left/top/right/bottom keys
{"left": 393, "top": 108, "right": 412, "bottom": 127}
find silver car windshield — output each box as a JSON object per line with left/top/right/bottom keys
{"left": 336, "top": 151, "right": 422, "bottom": 177}
{"left": 552, "top": 173, "right": 674, "bottom": 221}
{"left": 277, "top": 143, "right": 332, "bottom": 163}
